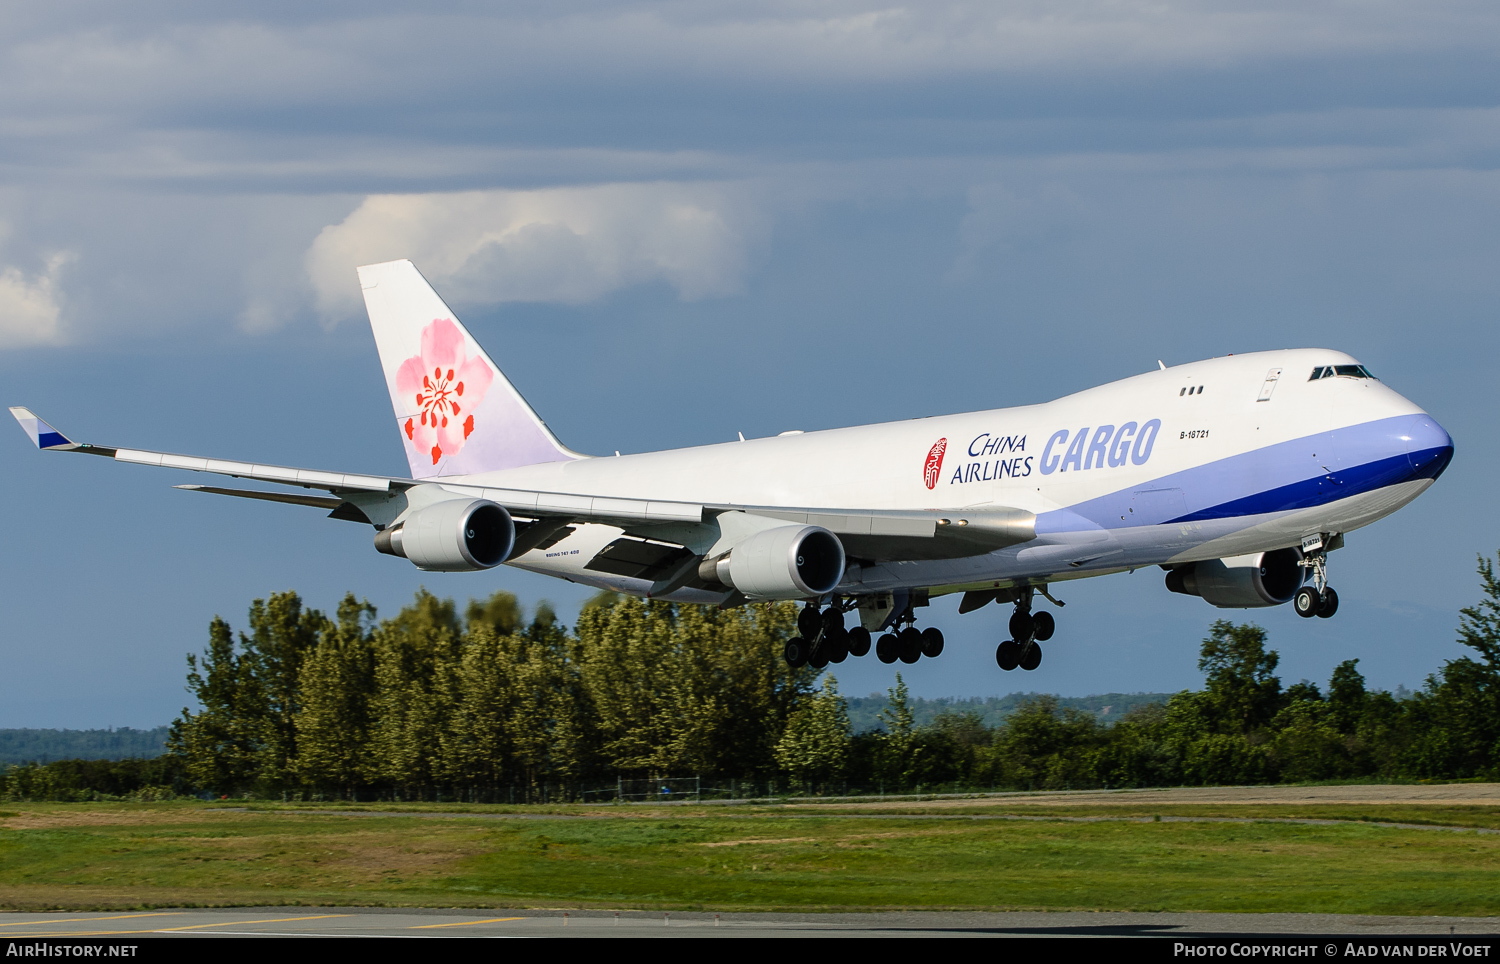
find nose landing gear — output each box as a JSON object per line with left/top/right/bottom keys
{"left": 996, "top": 587, "right": 1059, "bottom": 672}
{"left": 1293, "top": 537, "right": 1340, "bottom": 619}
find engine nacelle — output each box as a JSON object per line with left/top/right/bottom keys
{"left": 374, "top": 498, "right": 515, "bottom": 572}
{"left": 1165, "top": 548, "right": 1304, "bottom": 608}
{"left": 700, "top": 525, "right": 846, "bottom": 599}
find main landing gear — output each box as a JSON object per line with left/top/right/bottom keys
{"left": 996, "top": 587, "right": 1056, "bottom": 672}
{"left": 1293, "top": 539, "right": 1339, "bottom": 619}
{"left": 784, "top": 599, "right": 872, "bottom": 669}
{"left": 782, "top": 596, "right": 943, "bottom": 669}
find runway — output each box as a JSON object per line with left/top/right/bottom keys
{"left": 2, "top": 908, "right": 1498, "bottom": 938}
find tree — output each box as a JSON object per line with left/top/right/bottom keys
{"left": 366, "top": 590, "right": 460, "bottom": 797}
{"left": 438, "top": 624, "right": 519, "bottom": 796}
{"left": 775, "top": 675, "right": 851, "bottom": 791}
{"left": 239, "top": 592, "right": 330, "bottom": 788}
{"left": 465, "top": 590, "right": 523, "bottom": 637}
{"left": 1198, "top": 620, "right": 1283, "bottom": 734}
{"left": 168, "top": 591, "right": 327, "bottom": 794}
{"left": 1268, "top": 699, "right": 1348, "bottom": 782}
{"left": 1458, "top": 553, "right": 1500, "bottom": 670}
{"left": 988, "top": 696, "right": 1103, "bottom": 790}
{"left": 876, "top": 674, "right": 919, "bottom": 789}
{"left": 167, "top": 616, "right": 258, "bottom": 794}
{"left": 1327, "top": 659, "right": 1368, "bottom": 735}
{"left": 294, "top": 595, "right": 377, "bottom": 797}
{"left": 1403, "top": 553, "right": 1500, "bottom": 777}
{"left": 577, "top": 597, "right": 810, "bottom": 779}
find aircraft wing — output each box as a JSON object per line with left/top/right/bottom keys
{"left": 10, "top": 407, "right": 397, "bottom": 494}
{"left": 11, "top": 406, "right": 1035, "bottom": 566}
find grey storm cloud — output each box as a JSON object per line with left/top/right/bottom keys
{"left": 0, "top": 2, "right": 1494, "bottom": 341}
{"left": 1, "top": 3, "right": 1497, "bottom": 183}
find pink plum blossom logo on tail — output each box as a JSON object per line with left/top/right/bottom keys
{"left": 396, "top": 318, "right": 495, "bottom": 466}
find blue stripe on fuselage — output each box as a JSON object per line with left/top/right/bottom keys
{"left": 1037, "top": 414, "right": 1453, "bottom": 533}
{"left": 1170, "top": 445, "right": 1451, "bottom": 523}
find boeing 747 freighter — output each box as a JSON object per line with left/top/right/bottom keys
{"left": 12, "top": 260, "right": 1453, "bottom": 673}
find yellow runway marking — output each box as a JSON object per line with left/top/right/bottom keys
{"left": 3, "top": 931, "right": 178, "bottom": 938}
{"left": 410, "top": 917, "right": 526, "bottom": 929}
{"left": 0, "top": 913, "right": 182, "bottom": 927}
{"left": 156, "top": 914, "right": 353, "bottom": 931}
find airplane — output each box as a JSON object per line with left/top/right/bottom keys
{"left": 11, "top": 260, "right": 1454, "bottom": 673}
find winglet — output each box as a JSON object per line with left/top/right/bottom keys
{"left": 9, "top": 407, "right": 76, "bottom": 450}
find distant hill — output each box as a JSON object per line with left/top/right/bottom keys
{"left": 0, "top": 727, "right": 170, "bottom": 764}
{"left": 845, "top": 692, "right": 1174, "bottom": 734}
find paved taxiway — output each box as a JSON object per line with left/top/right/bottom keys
{"left": 2, "top": 909, "right": 1498, "bottom": 938}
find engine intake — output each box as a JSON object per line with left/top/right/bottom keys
{"left": 699, "top": 524, "right": 846, "bottom": 599}
{"left": 1165, "top": 548, "right": 1304, "bottom": 608}
{"left": 375, "top": 498, "right": 515, "bottom": 572}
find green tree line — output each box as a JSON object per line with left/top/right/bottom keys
{"left": 7, "top": 552, "right": 1500, "bottom": 801}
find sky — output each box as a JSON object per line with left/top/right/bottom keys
{"left": 1, "top": 2, "right": 1497, "bottom": 727}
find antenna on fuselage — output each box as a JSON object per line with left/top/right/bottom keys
{"left": 1158, "top": 360, "right": 1166, "bottom": 371}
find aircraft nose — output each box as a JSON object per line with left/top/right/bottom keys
{"left": 1402, "top": 415, "right": 1454, "bottom": 481}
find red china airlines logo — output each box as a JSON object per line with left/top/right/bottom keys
{"left": 923, "top": 438, "right": 947, "bottom": 490}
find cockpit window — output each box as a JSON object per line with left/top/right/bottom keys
{"left": 1310, "top": 365, "right": 1376, "bottom": 380}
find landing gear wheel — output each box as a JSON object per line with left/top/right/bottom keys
{"left": 996, "top": 639, "right": 1021, "bottom": 671}
{"left": 876, "top": 633, "right": 899, "bottom": 664}
{"left": 1019, "top": 642, "right": 1042, "bottom": 671}
{"left": 826, "top": 627, "right": 849, "bottom": 663}
{"left": 809, "top": 646, "right": 830, "bottom": 669}
{"left": 1032, "top": 611, "right": 1055, "bottom": 641}
{"left": 898, "top": 626, "right": 922, "bottom": 664}
{"left": 784, "top": 638, "right": 809, "bottom": 668}
{"left": 1294, "top": 586, "right": 1321, "bottom": 618}
{"left": 798, "top": 606, "right": 822, "bottom": 639}
{"left": 1009, "top": 609, "right": 1035, "bottom": 642}
{"left": 1317, "top": 587, "right": 1339, "bottom": 619}
{"left": 848, "top": 626, "right": 872, "bottom": 658}
{"left": 920, "top": 627, "right": 945, "bottom": 658}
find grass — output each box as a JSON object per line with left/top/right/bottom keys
{"left": 0, "top": 800, "right": 1497, "bottom": 915}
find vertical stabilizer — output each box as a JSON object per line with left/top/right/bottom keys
{"left": 358, "top": 259, "right": 580, "bottom": 479}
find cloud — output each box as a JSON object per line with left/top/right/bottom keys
{"left": 305, "top": 183, "right": 761, "bottom": 320}
{"left": 0, "top": 252, "right": 71, "bottom": 347}
{"left": 2, "top": 3, "right": 1496, "bottom": 195}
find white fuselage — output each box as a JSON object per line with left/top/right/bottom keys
{"left": 431, "top": 349, "right": 1452, "bottom": 603}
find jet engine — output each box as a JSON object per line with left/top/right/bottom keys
{"left": 1164, "top": 548, "right": 1304, "bottom": 608}
{"left": 699, "top": 524, "right": 845, "bottom": 599}
{"left": 374, "top": 498, "right": 515, "bottom": 572}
